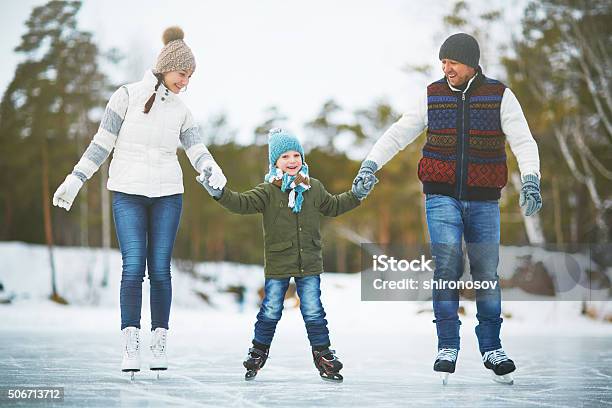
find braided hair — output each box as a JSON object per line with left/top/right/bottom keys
{"left": 143, "top": 73, "right": 164, "bottom": 114}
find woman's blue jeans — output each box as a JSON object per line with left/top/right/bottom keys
{"left": 112, "top": 192, "right": 182, "bottom": 331}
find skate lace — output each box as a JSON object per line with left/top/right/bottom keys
{"left": 437, "top": 348, "right": 457, "bottom": 362}
{"left": 248, "top": 353, "right": 261, "bottom": 361}
{"left": 316, "top": 349, "right": 339, "bottom": 364}
{"left": 125, "top": 329, "right": 140, "bottom": 358}
{"left": 483, "top": 349, "right": 509, "bottom": 365}
{"left": 248, "top": 347, "right": 268, "bottom": 361}
{"left": 323, "top": 349, "right": 338, "bottom": 361}
{"left": 151, "top": 330, "right": 167, "bottom": 357}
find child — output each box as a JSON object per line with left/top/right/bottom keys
{"left": 198, "top": 128, "right": 373, "bottom": 382}
{"left": 52, "top": 27, "right": 226, "bottom": 378}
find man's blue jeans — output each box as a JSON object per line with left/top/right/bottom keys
{"left": 112, "top": 192, "right": 182, "bottom": 331}
{"left": 253, "top": 275, "right": 330, "bottom": 348}
{"left": 425, "top": 194, "right": 503, "bottom": 353}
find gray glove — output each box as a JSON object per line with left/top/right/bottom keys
{"left": 196, "top": 168, "right": 223, "bottom": 199}
{"left": 352, "top": 160, "right": 379, "bottom": 200}
{"left": 519, "top": 174, "right": 542, "bottom": 216}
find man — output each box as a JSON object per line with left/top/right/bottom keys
{"left": 352, "top": 33, "right": 542, "bottom": 384}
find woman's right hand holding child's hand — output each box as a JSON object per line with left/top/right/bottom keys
{"left": 197, "top": 161, "right": 225, "bottom": 198}
{"left": 199, "top": 160, "right": 226, "bottom": 189}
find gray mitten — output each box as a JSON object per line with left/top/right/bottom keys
{"left": 352, "top": 160, "right": 379, "bottom": 200}
{"left": 519, "top": 174, "right": 542, "bottom": 216}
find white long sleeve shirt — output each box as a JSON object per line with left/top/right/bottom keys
{"left": 365, "top": 78, "right": 540, "bottom": 181}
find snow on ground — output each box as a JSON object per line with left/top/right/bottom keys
{"left": 1, "top": 242, "right": 612, "bottom": 407}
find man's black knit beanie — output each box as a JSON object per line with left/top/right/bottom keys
{"left": 439, "top": 33, "right": 480, "bottom": 68}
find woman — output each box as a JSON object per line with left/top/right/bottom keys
{"left": 52, "top": 26, "right": 226, "bottom": 377}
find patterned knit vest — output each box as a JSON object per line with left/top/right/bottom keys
{"left": 417, "top": 73, "right": 508, "bottom": 200}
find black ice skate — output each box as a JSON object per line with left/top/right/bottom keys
{"left": 482, "top": 348, "right": 515, "bottom": 385}
{"left": 312, "top": 348, "right": 343, "bottom": 383}
{"left": 433, "top": 348, "right": 458, "bottom": 385}
{"left": 243, "top": 346, "right": 269, "bottom": 381}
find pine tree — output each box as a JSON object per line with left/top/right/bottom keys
{"left": 0, "top": 0, "right": 111, "bottom": 302}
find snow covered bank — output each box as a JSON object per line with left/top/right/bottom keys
{"left": 0, "top": 242, "right": 611, "bottom": 337}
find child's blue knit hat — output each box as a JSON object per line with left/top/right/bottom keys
{"left": 268, "top": 128, "right": 305, "bottom": 166}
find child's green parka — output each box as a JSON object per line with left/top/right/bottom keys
{"left": 216, "top": 178, "right": 360, "bottom": 278}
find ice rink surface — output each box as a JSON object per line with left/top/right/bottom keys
{"left": 2, "top": 305, "right": 611, "bottom": 408}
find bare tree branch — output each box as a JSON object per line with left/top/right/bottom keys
{"left": 562, "top": 24, "right": 612, "bottom": 141}
{"left": 574, "top": 129, "right": 612, "bottom": 179}
{"left": 575, "top": 55, "right": 612, "bottom": 140}
{"left": 554, "top": 124, "right": 587, "bottom": 184}
{"left": 576, "top": 127, "right": 609, "bottom": 239}
{"left": 569, "top": 20, "right": 612, "bottom": 114}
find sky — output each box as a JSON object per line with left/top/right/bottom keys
{"left": 0, "top": 0, "right": 526, "bottom": 152}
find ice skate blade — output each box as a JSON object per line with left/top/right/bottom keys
{"left": 491, "top": 372, "right": 514, "bottom": 385}
{"left": 440, "top": 372, "right": 450, "bottom": 385}
{"left": 320, "top": 373, "right": 343, "bottom": 383}
{"left": 150, "top": 367, "right": 168, "bottom": 371}
{"left": 245, "top": 370, "right": 258, "bottom": 381}
{"left": 122, "top": 368, "right": 139, "bottom": 381}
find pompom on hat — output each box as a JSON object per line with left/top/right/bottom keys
{"left": 154, "top": 26, "right": 196, "bottom": 74}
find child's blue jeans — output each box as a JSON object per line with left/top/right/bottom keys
{"left": 253, "top": 275, "right": 330, "bottom": 348}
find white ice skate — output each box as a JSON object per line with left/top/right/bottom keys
{"left": 121, "top": 327, "right": 141, "bottom": 380}
{"left": 150, "top": 328, "right": 168, "bottom": 378}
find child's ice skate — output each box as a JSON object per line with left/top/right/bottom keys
{"left": 243, "top": 346, "right": 269, "bottom": 381}
{"left": 313, "top": 348, "right": 343, "bottom": 383}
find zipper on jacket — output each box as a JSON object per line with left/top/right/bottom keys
{"left": 295, "top": 213, "right": 303, "bottom": 274}
{"left": 456, "top": 92, "right": 466, "bottom": 199}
